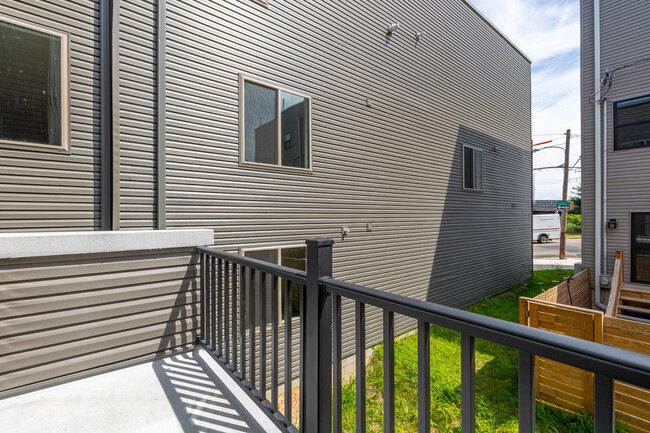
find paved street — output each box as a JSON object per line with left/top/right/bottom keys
{"left": 533, "top": 236, "right": 581, "bottom": 259}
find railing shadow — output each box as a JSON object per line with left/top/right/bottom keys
{"left": 152, "top": 350, "right": 265, "bottom": 433}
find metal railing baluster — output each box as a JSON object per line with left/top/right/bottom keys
{"left": 232, "top": 263, "right": 238, "bottom": 372}
{"left": 594, "top": 374, "right": 614, "bottom": 433}
{"left": 239, "top": 265, "right": 246, "bottom": 380}
{"left": 271, "top": 275, "right": 279, "bottom": 410}
{"left": 217, "top": 258, "right": 223, "bottom": 356}
{"left": 333, "top": 294, "right": 342, "bottom": 433}
{"left": 461, "top": 334, "right": 475, "bottom": 433}
{"left": 418, "top": 320, "right": 430, "bottom": 433}
{"left": 248, "top": 268, "right": 256, "bottom": 390}
{"left": 260, "top": 272, "right": 267, "bottom": 399}
{"left": 224, "top": 260, "right": 230, "bottom": 361}
{"left": 383, "top": 310, "right": 395, "bottom": 433}
{"left": 518, "top": 350, "right": 535, "bottom": 433}
{"left": 284, "top": 279, "right": 293, "bottom": 426}
{"left": 356, "top": 301, "right": 366, "bottom": 432}
{"left": 199, "top": 253, "right": 205, "bottom": 341}
{"left": 210, "top": 256, "right": 216, "bottom": 351}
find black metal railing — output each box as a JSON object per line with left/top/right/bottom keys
{"left": 197, "top": 239, "right": 650, "bottom": 433}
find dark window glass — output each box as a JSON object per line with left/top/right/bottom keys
{"left": 244, "top": 246, "right": 306, "bottom": 324}
{"left": 281, "top": 91, "right": 309, "bottom": 168}
{"left": 281, "top": 247, "right": 306, "bottom": 318}
{"left": 244, "top": 81, "right": 277, "bottom": 164}
{"left": 463, "top": 146, "right": 483, "bottom": 190}
{"left": 0, "top": 20, "right": 62, "bottom": 147}
{"left": 632, "top": 213, "right": 650, "bottom": 283}
{"left": 614, "top": 95, "right": 650, "bottom": 151}
{"left": 243, "top": 80, "right": 310, "bottom": 169}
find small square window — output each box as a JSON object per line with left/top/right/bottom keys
{"left": 0, "top": 17, "right": 69, "bottom": 151}
{"left": 463, "top": 145, "right": 483, "bottom": 191}
{"left": 614, "top": 95, "right": 650, "bottom": 151}
{"left": 240, "top": 76, "right": 311, "bottom": 170}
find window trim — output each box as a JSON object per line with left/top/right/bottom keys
{"left": 613, "top": 93, "right": 650, "bottom": 152}
{"left": 239, "top": 74, "right": 313, "bottom": 172}
{"left": 462, "top": 144, "right": 484, "bottom": 192}
{"left": 0, "top": 15, "right": 70, "bottom": 153}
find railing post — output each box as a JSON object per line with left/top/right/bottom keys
{"left": 302, "top": 238, "right": 334, "bottom": 433}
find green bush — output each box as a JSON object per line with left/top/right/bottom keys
{"left": 567, "top": 213, "right": 581, "bottom": 234}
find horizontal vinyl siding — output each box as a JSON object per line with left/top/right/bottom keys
{"left": 166, "top": 0, "right": 531, "bottom": 354}
{"left": 582, "top": 0, "right": 650, "bottom": 283}
{"left": 0, "top": 248, "right": 199, "bottom": 396}
{"left": 119, "top": 0, "right": 158, "bottom": 229}
{"left": 0, "top": 0, "right": 101, "bottom": 232}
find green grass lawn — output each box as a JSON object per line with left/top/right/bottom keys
{"left": 340, "top": 269, "right": 630, "bottom": 432}
{"left": 566, "top": 233, "right": 582, "bottom": 238}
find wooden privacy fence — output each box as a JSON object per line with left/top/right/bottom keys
{"left": 520, "top": 268, "right": 650, "bottom": 432}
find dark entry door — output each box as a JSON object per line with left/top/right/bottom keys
{"left": 632, "top": 213, "right": 650, "bottom": 283}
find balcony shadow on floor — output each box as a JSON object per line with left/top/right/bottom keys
{"left": 152, "top": 350, "right": 266, "bottom": 433}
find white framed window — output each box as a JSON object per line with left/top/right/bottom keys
{"left": 463, "top": 145, "right": 483, "bottom": 191}
{"left": 0, "top": 16, "right": 69, "bottom": 151}
{"left": 240, "top": 244, "right": 306, "bottom": 324}
{"left": 239, "top": 75, "right": 312, "bottom": 171}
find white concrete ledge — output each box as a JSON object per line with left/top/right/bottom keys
{"left": 0, "top": 229, "right": 214, "bottom": 259}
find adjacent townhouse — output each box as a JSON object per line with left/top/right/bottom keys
{"left": 0, "top": 0, "right": 531, "bottom": 395}
{"left": 581, "top": 0, "right": 650, "bottom": 306}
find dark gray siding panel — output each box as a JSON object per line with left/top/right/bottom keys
{"left": 581, "top": 0, "right": 650, "bottom": 283}
{"left": 0, "top": 1, "right": 101, "bottom": 232}
{"left": 119, "top": 0, "right": 158, "bottom": 229}
{"left": 0, "top": 248, "right": 199, "bottom": 396}
{"left": 166, "top": 0, "right": 531, "bottom": 349}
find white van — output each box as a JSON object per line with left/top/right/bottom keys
{"left": 533, "top": 214, "right": 561, "bottom": 243}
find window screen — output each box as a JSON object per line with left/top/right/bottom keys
{"left": 614, "top": 95, "right": 650, "bottom": 151}
{"left": 0, "top": 19, "right": 65, "bottom": 148}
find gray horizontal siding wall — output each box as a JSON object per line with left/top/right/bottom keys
{"left": 0, "top": 248, "right": 199, "bottom": 396}
{"left": 581, "top": 0, "right": 650, "bottom": 284}
{"left": 165, "top": 0, "right": 532, "bottom": 352}
{"left": 0, "top": 1, "right": 101, "bottom": 232}
{"left": 119, "top": 0, "right": 158, "bottom": 230}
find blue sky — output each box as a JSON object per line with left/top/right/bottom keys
{"left": 472, "top": 0, "right": 582, "bottom": 200}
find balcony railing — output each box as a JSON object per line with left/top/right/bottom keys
{"left": 197, "top": 239, "right": 650, "bottom": 433}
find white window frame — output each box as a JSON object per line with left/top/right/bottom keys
{"left": 462, "top": 144, "right": 483, "bottom": 191}
{"left": 239, "top": 74, "right": 313, "bottom": 172}
{"left": 0, "top": 15, "right": 70, "bottom": 152}
{"left": 239, "top": 243, "right": 306, "bottom": 325}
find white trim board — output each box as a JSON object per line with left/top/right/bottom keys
{"left": 0, "top": 229, "right": 214, "bottom": 259}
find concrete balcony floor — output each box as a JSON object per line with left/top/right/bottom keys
{"left": 0, "top": 349, "right": 281, "bottom": 433}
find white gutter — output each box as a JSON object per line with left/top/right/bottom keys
{"left": 594, "top": 0, "right": 607, "bottom": 309}
{"left": 603, "top": 96, "right": 608, "bottom": 275}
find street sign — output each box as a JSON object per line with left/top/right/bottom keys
{"left": 556, "top": 200, "right": 570, "bottom": 207}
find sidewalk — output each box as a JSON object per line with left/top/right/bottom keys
{"left": 534, "top": 258, "right": 581, "bottom": 270}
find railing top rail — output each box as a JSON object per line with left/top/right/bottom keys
{"left": 197, "top": 245, "right": 307, "bottom": 285}
{"left": 323, "top": 276, "right": 650, "bottom": 389}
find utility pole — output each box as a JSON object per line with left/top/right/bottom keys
{"left": 559, "top": 129, "right": 571, "bottom": 260}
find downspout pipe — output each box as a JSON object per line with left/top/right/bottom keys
{"left": 594, "top": 0, "right": 607, "bottom": 309}
{"left": 603, "top": 96, "right": 608, "bottom": 275}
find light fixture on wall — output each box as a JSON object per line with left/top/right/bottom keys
{"left": 415, "top": 31, "right": 427, "bottom": 40}
{"left": 607, "top": 219, "right": 617, "bottom": 229}
{"left": 386, "top": 23, "right": 400, "bottom": 35}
